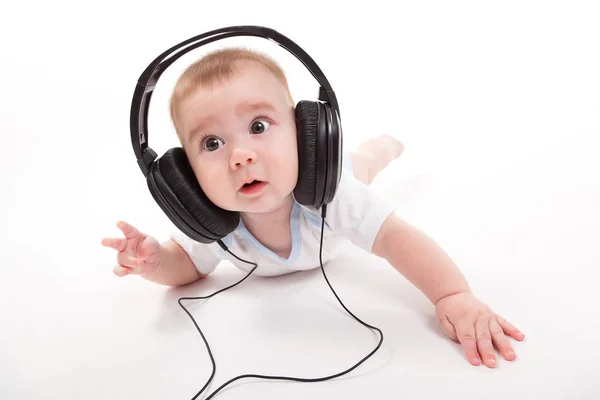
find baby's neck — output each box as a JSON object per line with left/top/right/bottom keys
{"left": 241, "top": 195, "right": 294, "bottom": 230}
{"left": 240, "top": 195, "right": 295, "bottom": 258}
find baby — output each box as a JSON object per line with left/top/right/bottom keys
{"left": 102, "top": 48, "right": 524, "bottom": 368}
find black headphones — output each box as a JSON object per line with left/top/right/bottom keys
{"left": 129, "top": 25, "right": 343, "bottom": 245}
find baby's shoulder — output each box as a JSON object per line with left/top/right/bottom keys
{"left": 313, "top": 170, "right": 397, "bottom": 252}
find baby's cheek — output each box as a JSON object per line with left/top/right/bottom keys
{"left": 202, "top": 181, "right": 234, "bottom": 210}
{"left": 196, "top": 170, "right": 223, "bottom": 197}
{"left": 275, "top": 157, "right": 298, "bottom": 189}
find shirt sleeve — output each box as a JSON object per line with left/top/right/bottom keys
{"left": 169, "top": 230, "right": 223, "bottom": 275}
{"left": 322, "top": 169, "right": 397, "bottom": 253}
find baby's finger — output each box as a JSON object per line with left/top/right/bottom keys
{"left": 117, "top": 252, "right": 144, "bottom": 270}
{"left": 455, "top": 320, "right": 481, "bottom": 366}
{"left": 439, "top": 315, "right": 458, "bottom": 341}
{"left": 497, "top": 315, "right": 525, "bottom": 341}
{"left": 137, "top": 235, "right": 159, "bottom": 260}
{"left": 490, "top": 317, "right": 516, "bottom": 361}
{"left": 113, "top": 265, "right": 132, "bottom": 277}
{"left": 117, "top": 220, "right": 144, "bottom": 240}
{"left": 101, "top": 237, "right": 126, "bottom": 252}
{"left": 475, "top": 316, "right": 496, "bottom": 368}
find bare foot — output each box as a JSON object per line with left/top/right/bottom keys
{"left": 349, "top": 135, "right": 404, "bottom": 185}
{"left": 367, "top": 134, "right": 404, "bottom": 161}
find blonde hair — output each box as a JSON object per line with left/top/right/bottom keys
{"left": 169, "top": 47, "right": 294, "bottom": 136}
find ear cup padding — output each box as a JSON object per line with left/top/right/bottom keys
{"left": 294, "top": 100, "right": 323, "bottom": 206}
{"left": 151, "top": 148, "right": 239, "bottom": 241}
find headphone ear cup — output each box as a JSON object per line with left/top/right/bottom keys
{"left": 148, "top": 147, "right": 239, "bottom": 243}
{"left": 294, "top": 100, "right": 320, "bottom": 206}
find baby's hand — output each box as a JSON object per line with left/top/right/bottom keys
{"left": 435, "top": 292, "right": 525, "bottom": 368}
{"left": 101, "top": 221, "right": 162, "bottom": 277}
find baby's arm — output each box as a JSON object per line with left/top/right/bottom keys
{"left": 372, "top": 213, "right": 524, "bottom": 367}
{"left": 102, "top": 221, "right": 206, "bottom": 287}
{"left": 371, "top": 213, "right": 471, "bottom": 305}
{"left": 141, "top": 239, "right": 205, "bottom": 286}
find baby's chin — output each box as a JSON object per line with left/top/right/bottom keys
{"left": 237, "top": 199, "right": 290, "bottom": 214}
{"left": 234, "top": 193, "right": 294, "bottom": 215}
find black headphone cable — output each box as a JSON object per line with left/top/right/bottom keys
{"left": 177, "top": 204, "right": 384, "bottom": 399}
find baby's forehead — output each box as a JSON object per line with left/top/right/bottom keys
{"left": 196, "top": 62, "right": 291, "bottom": 104}
{"left": 228, "top": 61, "right": 286, "bottom": 90}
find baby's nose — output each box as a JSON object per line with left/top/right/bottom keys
{"left": 229, "top": 147, "right": 257, "bottom": 169}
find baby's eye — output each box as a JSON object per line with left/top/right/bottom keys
{"left": 203, "top": 137, "right": 224, "bottom": 152}
{"left": 250, "top": 119, "right": 271, "bottom": 134}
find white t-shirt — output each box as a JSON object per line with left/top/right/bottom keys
{"left": 170, "top": 163, "right": 396, "bottom": 277}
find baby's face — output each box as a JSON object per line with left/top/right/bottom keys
{"left": 176, "top": 61, "right": 298, "bottom": 214}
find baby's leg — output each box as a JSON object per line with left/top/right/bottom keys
{"left": 348, "top": 134, "right": 404, "bottom": 185}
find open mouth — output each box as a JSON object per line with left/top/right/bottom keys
{"left": 243, "top": 180, "right": 261, "bottom": 187}
{"left": 239, "top": 180, "right": 267, "bottom": 195}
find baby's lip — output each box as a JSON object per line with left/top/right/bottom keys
{"left": 238, "top": 178, "right": 264, "bottom": 190}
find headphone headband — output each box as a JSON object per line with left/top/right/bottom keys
{"left": 130, "top": 25, "right": 340, "bottom": 176}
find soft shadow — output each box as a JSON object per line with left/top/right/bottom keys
{"left": 202, "top": 334, "right": 395, "bottom": 399}
{"left": 203, "top": 353, "right": 393, "bottom": 400}
{"left": 154, "top": 264, "right": 322, "bottom": 333}
{"left": 154, "top": 248, "right": 438, "bottom": 335}
{"left": 151, "top": 250, "right": 443, "bottom": 398}
{"left": 313, "top": 249, "right": 435, "bottom": 316}
{"left": 153, "top": 265, "right": 257, "bottom": 332}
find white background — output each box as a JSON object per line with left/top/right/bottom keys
{"left": 1, "top": 1, "right": 599, "bottom": 399}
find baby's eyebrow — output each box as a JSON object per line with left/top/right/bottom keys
{"left": 235, "top": 100, "right": 278, "bottom": 116}
{"left": 187, "top": 115, "right": 217, "bottom": 144}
